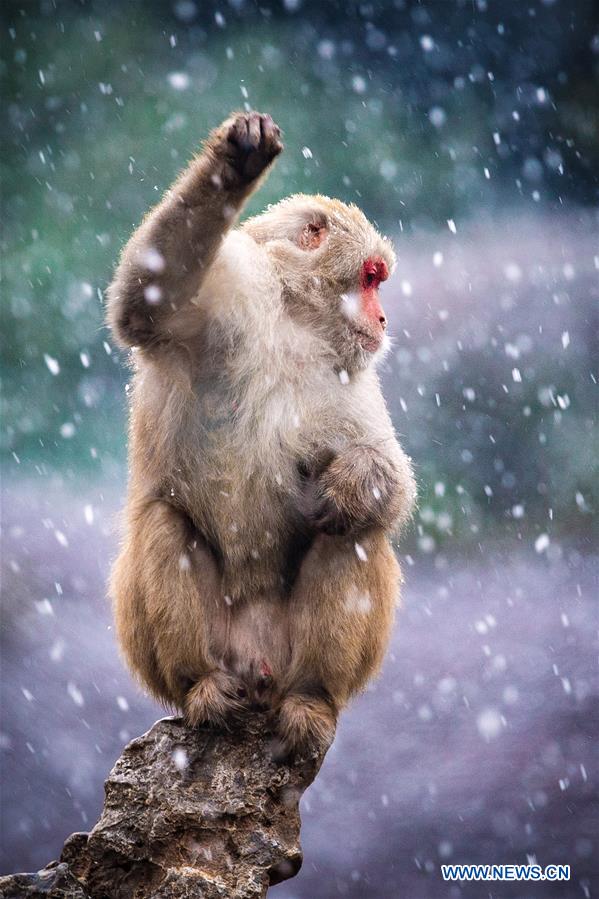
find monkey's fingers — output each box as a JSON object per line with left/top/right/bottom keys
{"left": 224, "top": 111, "right": 283, "bottom": 184}
{"left": 309, "top": 495, "right": 351, "bottom": 536}
{"left": 315, "top": 515, "right": 351, "bottom": 537}
{"left": 260, "top": 113, "right": 283, "bottom": 155}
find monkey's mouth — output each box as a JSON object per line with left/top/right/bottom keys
{"left": 352, "top": 327, "right": 383, "bottom": 352}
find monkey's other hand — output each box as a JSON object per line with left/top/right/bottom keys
{"left": 302, "top": 446, "right": 407, "bottom": 535}
{"left": 217, "top": 111, "right": 283, "bottom": 188}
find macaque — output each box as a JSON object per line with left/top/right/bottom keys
{"left": 107, "top": 111, "right": 416, "bottom": 754}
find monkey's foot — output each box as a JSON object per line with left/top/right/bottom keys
{"left": 184, "top": 670, "right": 245, "bottom": 729}
{"left": 277, "top": 694, "right": 337, "bottom": 757}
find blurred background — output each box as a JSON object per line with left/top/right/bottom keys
{"left": 1, "top": 1, "right": 597, "bottom": 896}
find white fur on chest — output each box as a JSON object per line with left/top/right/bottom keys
{"left": 196, "top": 233, "right": 353, "bottom": 459}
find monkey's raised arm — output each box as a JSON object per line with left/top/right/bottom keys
{"left": 107, "top": 111, "right": 282, "bottom": 349}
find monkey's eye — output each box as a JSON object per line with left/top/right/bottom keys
{"left": 362, "top": 258, "right": 385, "bottom": 290}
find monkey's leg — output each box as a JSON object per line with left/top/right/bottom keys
{"left": 279, "top": 531, "right": 399, "bottom": 753}
{"left": 110, "top": 499, "right": 242, "bottom": 727}
{"left": 107, "top": 111, "right": 282, "bottom": 349}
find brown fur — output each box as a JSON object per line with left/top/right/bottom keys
{"left": 107, "top": 112, "right": 416, "bottom": 754}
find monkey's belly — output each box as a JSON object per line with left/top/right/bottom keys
{"left": 223, "top": 595, "right": 291, "bottom": 704}
{"left": 192, "top": 482, "right": 310, "bottom": 698}
{"left": 207, "top": 530, "right": 311, "bottom": 701}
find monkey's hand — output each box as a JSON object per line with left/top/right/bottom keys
{"left": 209, "top": 111, "right": 283, "bottom": 190}
{"left": 301, "top": 446, "right": 412, "bottom": 536}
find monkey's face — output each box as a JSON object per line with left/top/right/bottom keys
{"left": 243, "top": 194, "right": 396, "bottom": 371}
{"left": 338, "top": 255, "right": 389, "bottom": 357}
{"left": 313, "top": 207, "right": 395, "bottom": 372}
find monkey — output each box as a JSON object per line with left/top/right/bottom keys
{"left": 106, "top": 111, "right": 416, "bottom": 754}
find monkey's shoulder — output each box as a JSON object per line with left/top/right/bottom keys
{"left": 196, "top": 230, "right": 281, "bottom": 328}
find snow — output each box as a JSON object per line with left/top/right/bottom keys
{"left": 54, "top": 530, "right": 68, "bottom": 547}
{"left": 534, "top": 533, "right": 550, "bottom": 553}
{"left": 172, "top": 748, "right": 188, "bottom": 771}
{"left": 354, "top": 542, "right": 368, "bottom": 562}
{"left": 476, "top": 708, "right": 503, "bottom": 741}
{"left": 141, "top": 248, "right": 165, "bottom": 273}
{"left": 167, "top": 72, "right": 190, "bottom": 91}
{"left": 60, "top": 422, "right": 76, "bottom": 438}
{"left": 43, "top": 354, "right": 60, "bottom": 375}
{"left": 67, "top": 682, "right": 84, "bottom": 707}
{"left": 428, "top": 107, "right": 446, "bottom": 128}
{"left": 144, "top": 284, "right": 162, "bottom": 304}
{"left": 379, "top": 160, "right": 397, "bottom": 181}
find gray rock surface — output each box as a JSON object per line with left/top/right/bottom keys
{"left": 0, "top": 716, "right": 327, "bottom": 899}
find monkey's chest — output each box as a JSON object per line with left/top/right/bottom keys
{"left": 188, "top": 365, "right": 337, "bottom": 589}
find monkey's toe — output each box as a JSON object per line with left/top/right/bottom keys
{"left": 184, "top": 670, "right": 245, "bottom": 729}
{"left": 277, "top": 694, "right": 336, "bottom": 758}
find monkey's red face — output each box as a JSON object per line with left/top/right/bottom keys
{"left": 349, "top": 257, "right": 389, "bottom": 353}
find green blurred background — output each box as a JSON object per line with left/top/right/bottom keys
{"left": 2, "top": 0, "right": 598, "bottom": 551}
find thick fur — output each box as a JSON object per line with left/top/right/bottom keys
{"left": 107, "top": 112, "right": 416, "bottom": 753}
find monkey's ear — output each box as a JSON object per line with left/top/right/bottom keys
{"left": 298, "top": 219, "right": 328, "bottom": 250}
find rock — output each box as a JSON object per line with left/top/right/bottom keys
{"left": 0, "top": 715, "right": 328, "bottom": 898}
{"left": 0, "top": 864, "right": 90, "bottom": 899}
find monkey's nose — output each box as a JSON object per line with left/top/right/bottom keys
{"left": 379, "top": 315, "right": 387, "bottom": 330}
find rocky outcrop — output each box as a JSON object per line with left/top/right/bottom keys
{"left": 0, "top": 715, "right": 328, "bottom": 898}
